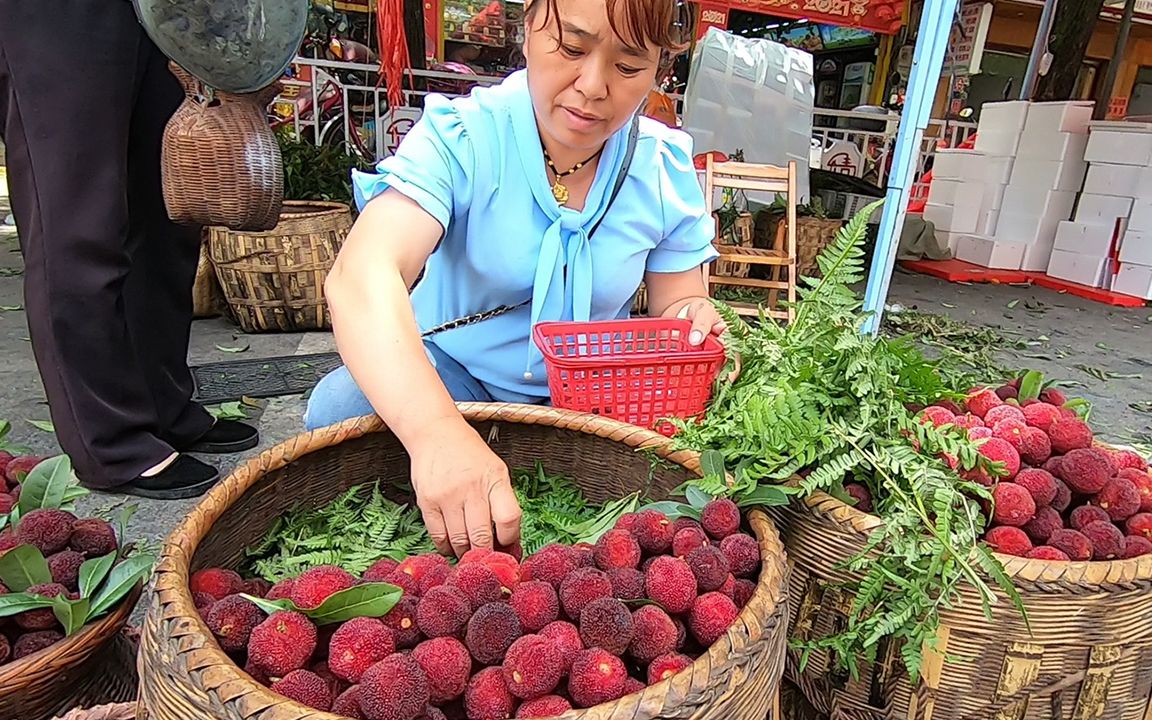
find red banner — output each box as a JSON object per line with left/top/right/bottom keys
{"left": 697, "top": 3, "right": 730, "bottom": 39}
{"left": 725, "top": 0, "right": 904, "bottom": 35}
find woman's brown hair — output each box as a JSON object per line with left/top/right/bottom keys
{"left": 524, "top": 0, "right": 696, "bottom": 72}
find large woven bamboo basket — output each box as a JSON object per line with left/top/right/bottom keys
{"left": 192, "top": 230, "right": 225, "bottom": 319}
{"left": 138, "top": 405, "right": 791, "bottom": 720}
{"left": 771, "top": 491, "right": 1152, "bottom": 720}
{"left": 754, "top": 213, "right": 842, "bottom": 278}
{"left": 50, "top": 703, "right": 136, "bottom": 720}
{"left": 0, "top": 590, "right": 141, "bottom": 720}
{"left": 207, "top": 200, "right": 352, "bottom": 333}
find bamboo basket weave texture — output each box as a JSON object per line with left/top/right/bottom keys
{"left": 755, "top": 213, "right": 842, "bottom": 278}
{"left": 192, "top": 230, "right": 225, "bottom": 319}
{"left": 138, "top": 405, "right": 791, "bottom": 720}
{"left": 0, "top": 593, "right": 141, "bottom": 720}
{"left": 207, "top": 200, "right": 351, "bottom": 333}
{"left": 771, "top": 490, "right": 1152, "bottom": 720}
{"left": 161, "top": 63, "right": 284, "bottom": 232}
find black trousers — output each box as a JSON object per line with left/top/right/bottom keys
{"left": 0, "top": 0, "right": 213, "bottom": 488}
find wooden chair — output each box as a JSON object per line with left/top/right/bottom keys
{"left": 704, "top": 156, "right": 798, "bottom": 323}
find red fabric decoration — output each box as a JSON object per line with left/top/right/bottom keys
{"left": 377, "top": 0, "right": 412, "bottom": 110}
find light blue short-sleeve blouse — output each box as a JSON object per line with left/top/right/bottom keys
{"left": 352, "top": 69, "right": 718, "bottom": 403}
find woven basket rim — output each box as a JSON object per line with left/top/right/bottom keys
{"left": 148, "top": 404, "right": 791, "bottom": 720}
{"left": 0, "top": 582, "right": 142, "bottom": 686}
{"left": 206, "top": 200, "right": 350, "bottom": 231}
{"left": 796, "top": 479, "right": 1152, "bottom": 588}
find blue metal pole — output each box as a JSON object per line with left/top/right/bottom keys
{"left": 860, "top": 0, "right": 961, "bottom": 336}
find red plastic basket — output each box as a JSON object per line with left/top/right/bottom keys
{"left": 532, "top": 318, "right": 727, "bottom": 435}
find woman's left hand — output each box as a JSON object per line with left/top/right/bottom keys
{"left": 668, "top": 297, "right": 742, "bottom": 382}
{"left": 674, "top": 297, "right": 727, "bottom": 347}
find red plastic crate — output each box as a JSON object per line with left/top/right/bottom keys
{"left": 532, "top": 318, "right": 727, "bottom": 435}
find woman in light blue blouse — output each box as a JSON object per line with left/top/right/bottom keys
{"left": 306, "top": 0, "right": 726, "bottom": 557}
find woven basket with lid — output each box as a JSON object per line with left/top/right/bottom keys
{"left": 0, "top": 594, "right": 141, "bottom": 720}
{"left": 207, "top": 200, "right": 352, "bottom": 333}
{"left": 772, "top": 488, "right": 1152, "bottom": 720}
{"left": 137, "top": 405, "right": 791, "bottom": 720}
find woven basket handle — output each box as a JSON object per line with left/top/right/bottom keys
{"left": 167, "top": 61, "right": 283, "bottom": 107}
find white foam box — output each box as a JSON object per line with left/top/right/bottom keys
{"left": 996, "top": 210, "right": 1066, "bottom": 246}
{"left": 1084, "top": 120, "right": 1152, "bottom": 166}
{"left": 932, "top": 149, "right": 981, "bottom": 181}
{"left": 1000, "top": 185, "right": 1077, "bottom": 219}
{"left": 1112, "top": 262, "right": 1152, "bottom": 299}
{"left": 980, "top": 209, "right": 1001, "bottom": 236}
{"left": 1009, "top": 158, "right": 1087, "bottom": 192}
{"left": 923, "top": 201, "right": 978, "bottom": 234}
{"left": 977, "top": 100, "right": 1031, "bottom": 134}
{"left": 1046, "top": 249, "right": 1112, "bottom": 288}
{"left": 1016, "top": 131, "right": 1090, "bottom": 163}
{"left": 1022, "top": 101, "right": 1094, "bottom": 136}
{"left": 1128, "top": 200, "right": 1152, "bottom": 233}
{"left": 1021, "top": 241, "right": 1056, "bottom": 272}
{"left": 974, "top": 128, "right": 1022, "bottom": 157}
{"left": 1054, "top": 221, "right": 1118, "bottom": 257}
{"left": 1083, "top": 163, "right": 1146, "bottom": 197}
{"left": 956, "top": 235, "right": 1026, "bottom": 269}
{"left": 965, "top": 155, "right": 1015, "bottom": 185}
{"left": 1119, "top": 229, "right": 1152, "bottom": 266}
{"left": 927, "top": 178, "right": 958, "bottom": 205}
{"left": 1074, "top": 193, "right": 1134, "bottom": 224}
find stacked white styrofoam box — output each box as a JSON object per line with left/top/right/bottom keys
{"left": 988, "top": 101, "right": 1092, "bottom": 272}
{"left": 927, "top": 128, "right": 1016, "bottom": 259}
{"left": 1070, "top": 121, "right": 1152, "bottom": 298}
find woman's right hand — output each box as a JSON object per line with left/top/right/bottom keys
{"left": 408, "top": 416, "right": 523, "bottom": 558}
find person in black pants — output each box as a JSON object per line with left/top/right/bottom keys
{"left": 0, "top": 0, "right": 258, "bottom": 499}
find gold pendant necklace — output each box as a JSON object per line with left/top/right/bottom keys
{"left": 543, "top": 147, "right": 601, "bottom": 205}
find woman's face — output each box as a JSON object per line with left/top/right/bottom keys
{"left": 523, "top": 0, "right": 661, "bottom": 157}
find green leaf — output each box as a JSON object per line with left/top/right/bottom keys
{"left": 621, "top": 598, "right": 665, "bottom": 610}
{"left": 0, "top": 544, "right": 51, "bottom": 591}
{"left": 305, "top": 583, "right": 403, "bottom": 625}
{"left": 700, "top": 450, "right": 727, "bottom": 482}
{"left": 0, "top": 592, "right": 56, "bottom": 617}
{"left": 684, "top": 485, "right": 713, "bottom": 509}
{"left": 1017, "top": 370, "right": 1044, "bottom": 402}
{"left": 26, "top": 419, "right": 55, "bottom": 433}
{"left": 239, "top": 593, "right": 296, "bottom": 616}
{"left": 734, "top": 485, "right": 791, "bottom": 508}
{"left": 215, "top": 342, "right": 250, "bottom": 353}
{"left": 637, "top": 501, "right": 700, "bottom": 520}
{"left": 115, "top": 505, "right": 137, "bottom": 555}
{"left": 52, "top": 595, "right": 91, "bottom": 635}
{"left": 0, "top": 420, "right": 10, "bottom": 442}
{"left": 1006, "top": 299, "right": 1019, "bottom": 309}
{"left": 0, "top": 305, "right": 22, "bottom": 312}
{"left": 17, "top": 455, "right": 77, "bottom": 514}
{"left": 79, "top": 552, "right": 117, "bottom": 599}
{"left": 88, "top": 554, "right": 154, "bottom": 618}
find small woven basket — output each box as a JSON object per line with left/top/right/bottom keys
{"left": 772, "top": 487, "right": 1152, "bottom": 720}
{"left": 207, "top": 201, "right": 352, "bottom": 333}
{"left": 0, "top": 591, "right": 141, "bottom": 720}
{"left": 138, "top": 406, "right": 791, "bottom": 720}
{"left": 161, "top": 63, "right": 284, "bottom": 232}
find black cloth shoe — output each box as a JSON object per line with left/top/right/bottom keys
{"left": 119, "top": 455, "right": 220, "bottom": 500}
{"left": 183, "top": 419, "right": 259, "bottom": 454}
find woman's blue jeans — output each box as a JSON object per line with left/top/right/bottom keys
{"left": 303, "top": 341, "right": 493, "bottom": 430}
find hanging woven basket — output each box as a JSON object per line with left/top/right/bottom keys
{"left": 161, "top": 63, "right": 284, "bottom": 232}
